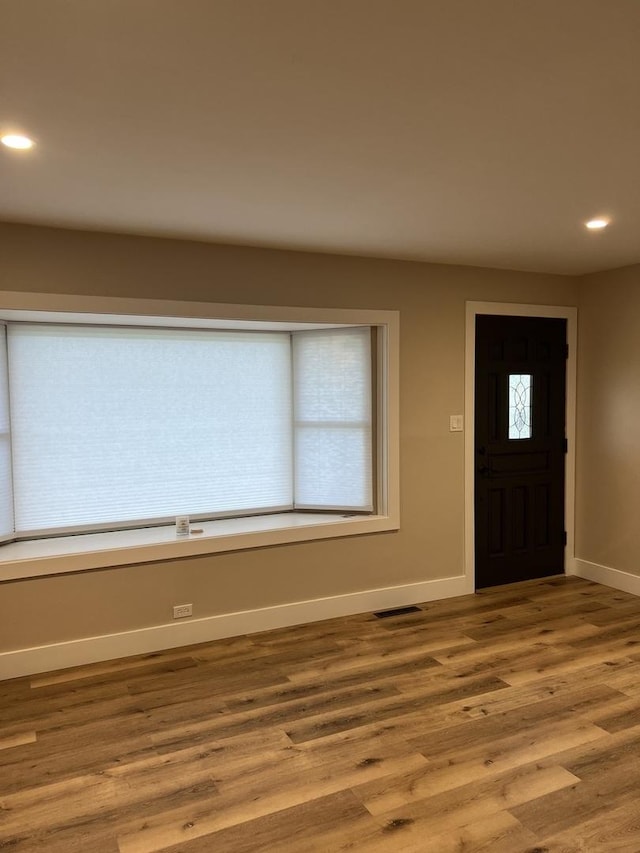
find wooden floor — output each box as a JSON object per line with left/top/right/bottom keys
{"left": 4, "top": 577, "right": 640, "bottom": 851}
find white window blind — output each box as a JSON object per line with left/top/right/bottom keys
{"left": 8, "top": 325, "right": 293, "bottom": 534}
{"left": 293, "top": 327, "right": 373, "bottom": 510}
{"left": 0, "top": 326, "right": 14, "bottom": 539}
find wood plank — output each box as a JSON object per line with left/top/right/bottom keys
{"left": 285, "top": 674, "right": 508, "bottom": 744}
{"left": 536, "top": 799, "right": 640, "bottom": 852}
{"left": 408, "top": 684, "right": 620, "bottom": 761}
{"left": 146, "top": 680, "right": 402, "bottom": 752}
{"left": 115, "top": 750, "right": 427, "bottom": 852}
{"left": 30, "top": 654, "right": 202, "bottom": 689}
{"left": 157, "top": 790, "right": 385, "bottom": 853}
{"left": 511, "top": 724, "right": 640, "bottom": 837}
{"left": 375, "top": 810, "right": 538, "bottom": 853}
{"left": 359, "top": 762, "right": 578, "bottom": 839}
{"left": 0, "top": 730, "right": 36, "bottom": 750}
{"left": 356, "top": 716, "right": 605, "bottom": 814}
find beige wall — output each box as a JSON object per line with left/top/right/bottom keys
{"left": 0, "top": 223, "right": 579, "bottom": 652}
{"left": 576, "top": 264, "right": 640, "bottom": 575}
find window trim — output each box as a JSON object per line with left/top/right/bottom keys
{"left": 0, "top": 292, "right": 400, "bottom": 581}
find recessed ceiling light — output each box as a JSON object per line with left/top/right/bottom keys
{"left": 585, "top": 218, "right": 609, "bottom": 230}
{"left": 1, "top": 134, "right": 35, "bottom": 150}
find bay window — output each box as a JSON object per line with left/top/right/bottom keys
{"left": 0, "top": 294, "right": 398, "bottom": 581}
{"left": 0, "top": 323, "right": 373, "bottom": 540}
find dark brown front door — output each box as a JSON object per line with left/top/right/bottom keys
{"left": 475, "top": 315, "right": 567, "bottom": 589}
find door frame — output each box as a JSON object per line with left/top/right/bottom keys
{"left": 464, "top": 302, "right": 577, "bottom": 593}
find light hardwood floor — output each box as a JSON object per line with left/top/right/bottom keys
{"left": 3, "top": 576, "right": 640, "bottom": 851}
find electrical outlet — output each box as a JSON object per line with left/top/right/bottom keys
{"left": 173, "top": 603, "right": 193, "bottom": 619}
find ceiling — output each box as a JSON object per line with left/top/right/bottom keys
{"left": 1, "top": 0, "right": 639, "bottom": 275}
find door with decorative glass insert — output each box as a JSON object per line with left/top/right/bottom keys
{"left": 474, "top": 315, "right": 567, "bottom": 588}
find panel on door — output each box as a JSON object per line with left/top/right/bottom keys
{"left": 475, "top": 315, "right": 566, "bottom": 589}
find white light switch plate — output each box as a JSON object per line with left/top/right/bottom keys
{"left": 449, "top": 415, "right": 464, "bottom": 432}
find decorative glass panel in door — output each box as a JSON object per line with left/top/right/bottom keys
{"left": 508, "top": 374, "right": 532, "bottom": 440}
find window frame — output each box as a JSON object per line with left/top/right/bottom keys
{"left": 0, "top": 292, "right": 400, "bottom": 581}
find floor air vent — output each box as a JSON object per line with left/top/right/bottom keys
{"left": 373, "top": 605, "right": 422, "bottom": 618}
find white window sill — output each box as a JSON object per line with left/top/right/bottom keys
{"left": 0, "top": 512, "right": 399, "bottom": 582}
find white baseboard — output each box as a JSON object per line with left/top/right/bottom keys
{"left": 0, "top": 574, "right": 468, "bottom": 681}
{"left": 571, "top": 558, "right": 640, "bottom": 597}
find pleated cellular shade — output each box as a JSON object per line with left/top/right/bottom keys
{"left": 293, "top": 327, "right": 373, "bottom": 510}
{"left": 0, "top": 326, "right": 14, "bottom": 539}
{"left": 8, "top": 325, "right": 294, "bottom": 534}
